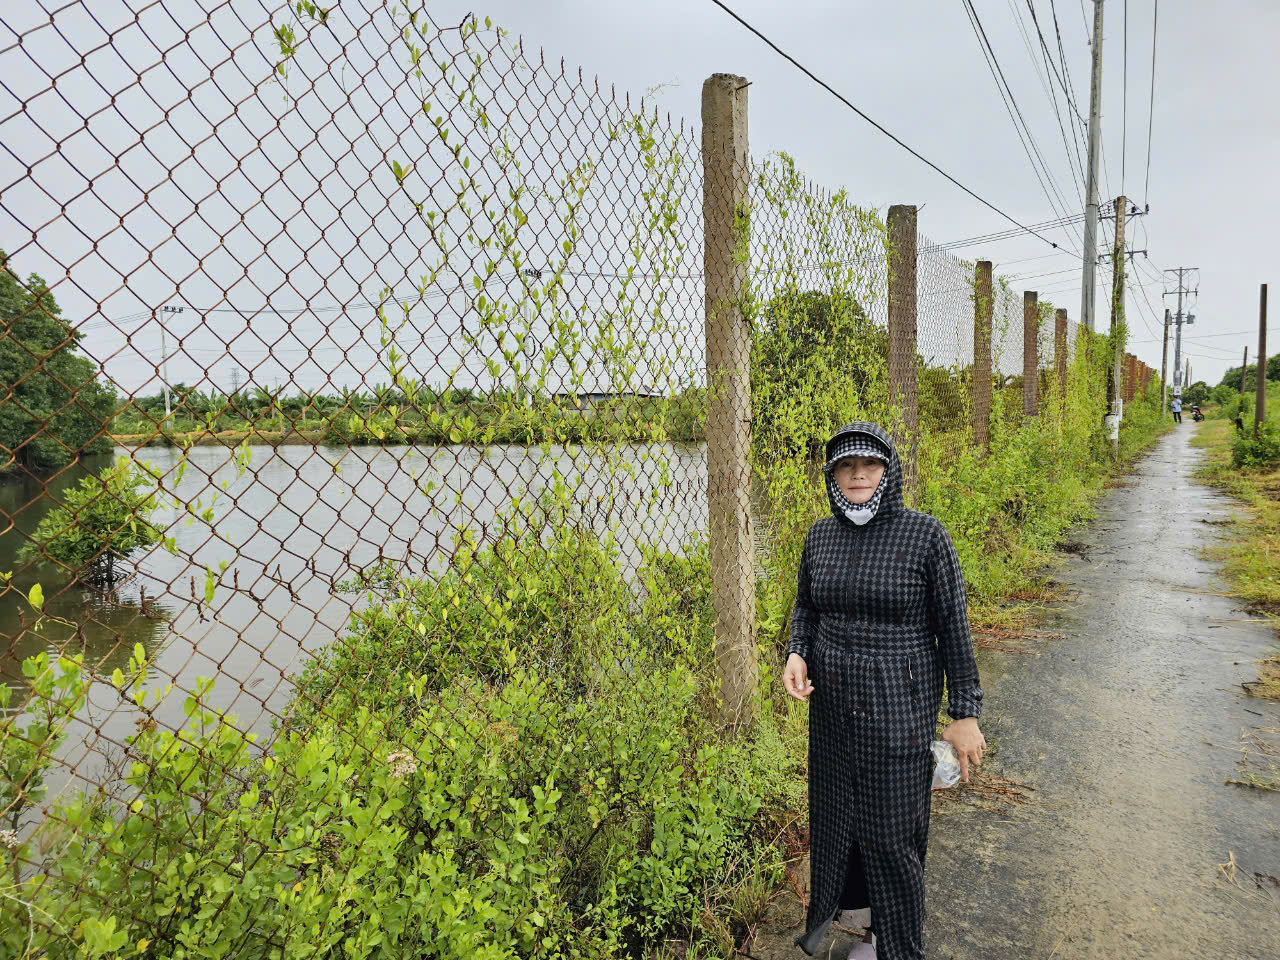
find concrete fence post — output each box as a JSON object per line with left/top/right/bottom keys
{"left": 973, "top": 261, "right": 993, "bottom": 453}
{"left": 1055, "top": 308, "right": 1068, "bottom": 404}
{"left": 887, "top": 204, "right": 919, "bottom": 499}
{"left": 1257, "top": 284, "right": 1269, "bottom": 436}
{"left": 1023, "top": 291, "right": 1039, "bottom": 416}
{"left": 1241, "top": 347, "right": 1249, "bottom": 419}
{"left": 702, "top": 74, "right": 756, "bottom": 732}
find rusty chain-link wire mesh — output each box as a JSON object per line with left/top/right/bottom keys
{"left": 0, "top": 5, "right": 740, "bottom": 953}
{"left": 0, "top": 3, "right": 1157, "bottom": 954}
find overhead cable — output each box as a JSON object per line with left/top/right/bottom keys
{"left": 1143, "top": 0, "right": 1159, "bottom": 203}
{"left": 960, "top": 0, "right": 1082, "bottom": 254}
{"left": 705, "top": 0, "right": 1066, "bottom": 248}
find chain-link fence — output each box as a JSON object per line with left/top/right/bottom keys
{"left": 0, "top": 4, "right": 1161, "bottom": 955}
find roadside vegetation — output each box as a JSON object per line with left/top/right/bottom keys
{"left": 1193, "top": 380, "right": 1280, "bottom": 706}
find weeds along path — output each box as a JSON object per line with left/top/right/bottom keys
{"left": 921, "top": 423, "right": 1280, "bottom": 959}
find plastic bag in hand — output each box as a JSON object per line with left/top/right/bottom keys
{"left": 931, "top": 739, "right": 962, "bottom": 790}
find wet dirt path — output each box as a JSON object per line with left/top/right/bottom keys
{"left": 923, "top": 424, "right": 1280, "bottom": 959}
{"left": 749, "top": 424, "right": 1280, "bottom": 959}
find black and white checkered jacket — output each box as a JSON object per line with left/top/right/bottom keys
{"left": 789, "top": 422, "right": 983, "bottom": 959}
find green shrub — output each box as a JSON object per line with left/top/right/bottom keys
{"left": 292, "top": 527, "right": 636, "bottom": 728}
{"left": 1232, "top": 421, "right": 1280, "bottom": 469}
{"left": 17, "top": 457, "right": 166, "bottom": 584}
{"left": 0, "top": 652, "right": 87, "bottom": 852}
{"left": 3, "top": 528, "right": 797, "bottom": 958}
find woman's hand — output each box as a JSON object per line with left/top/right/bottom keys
{"left": 783, "top": 653, "right": 814, "bottom": 700}
{"left": 942, "top": 717, "right": 986, "bottom": 781}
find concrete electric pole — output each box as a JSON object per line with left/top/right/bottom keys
{"left": 160, "top": 305, "right": 183, "bottom": 419}
{"left": 1080, "top": 0, "right": 1106, "bottom": 333}
{"left": 1106, "top": 196, "right": 1127, "bottom": 456}
{"left": 1160, "top": 308, "right": 1170, "bottom": 412}
{"left": 1164, "top": 268, "right": 1198, "bottom": 396}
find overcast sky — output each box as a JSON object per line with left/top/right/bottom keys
{"left": 416, "top": 0, "right": 1277, "bottom": 386}
{"left": 2, "top": 0, "right": 1275, "bottom": 393}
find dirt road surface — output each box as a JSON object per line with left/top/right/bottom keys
{"left": 749, "top": 425, "right": 1280, "bottom": 959}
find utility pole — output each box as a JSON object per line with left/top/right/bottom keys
{"left": 1105, "top": 196, "right": 1127, "bottom": 456}
{"left": 1160, "top": 308, "right": 1170, "bottom": 412}
{"left": 1080, "top": 0, "right": 1106, "bottom": 332}
{"left": 160, "top": 305, "right": 183, "bottom": 419}
{"left": 1164, "top": 267, "right": 1198, "bottom": 395}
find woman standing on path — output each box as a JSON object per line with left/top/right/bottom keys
{"left": 782, "top": 422, "right": 986, "bottom": 960}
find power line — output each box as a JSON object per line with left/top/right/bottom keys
{"left": 1050, "top": 0, "right": 1089, "bottom": 125}
{"left": 1022, "top": 0, "right": 1085, "bottom": 119}
{"left": 705, "top": 0, "right": 1065, "bottom": 248}
{"left": 999, "top": 249, "right": 1079, "bottom": 267}
{"left": 1007, "top": 265, "right": 1087, "bottom": 282}
{"left": 1049, "top": 0, "right": 1102, "bottom": 222}
{"left": 1143, "top": 0, "right": 1159, "bottom": 203}
{"left": 1186, "top": 342, "right": 1248, "bottom": 360}
{"left": 1010, "top": 0, "right": 1055, "bottom": 106}
{"left": 1131, "top": 328, "right": 1280, "bottom": 345}
{"left": 934, "top": 212, "right": 1087, "bottom": 250}
{"left": 1013, "top": 0, "right": 1088, "bottom": 223}
{"left": 1121, "top": 0, "right": 1129, "bottom": 192}
{"left": 1126, "top": 272, "right": 1161, "bottom": 339}
{"left": 960, "top": 0, "right": 1082, "bottom": 254}
{"left": 1021, "top": 0, "right": 1089, "bottom": 195}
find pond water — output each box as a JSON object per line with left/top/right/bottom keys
{"left": 0, "top": 440, "right": 709, "bottom": 801}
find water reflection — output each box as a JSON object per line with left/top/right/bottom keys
{"left": 0, "top": 441, "right": 708, "bottom": 795}
{"left": 0, "top": 456, "right": 171, "bottom": 700}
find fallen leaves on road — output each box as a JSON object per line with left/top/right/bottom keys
{"left": 972, "top": 626, "right": 1063, "bottom": 652}
{"left": 931, "top": 770, "right": 1036, "bottom": 816}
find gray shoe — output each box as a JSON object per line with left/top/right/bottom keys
{"left": 846, "top": 933, "right": 876, "bottom": 959}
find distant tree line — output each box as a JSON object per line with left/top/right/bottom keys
{"left": 1218, "top": 355, "right": 1280, "bottom": 393}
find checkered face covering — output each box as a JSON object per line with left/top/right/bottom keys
{"left": 826, "top": 470, "right": 885, "bottom": 526}
{"left": 823, "top": 434, "right": 890, "bottom": 526}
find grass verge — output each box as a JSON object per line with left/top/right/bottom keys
{"left": 1192, "top": 417, "right": 1280, "bottom": 703}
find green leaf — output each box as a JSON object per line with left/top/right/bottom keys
{"left": 27, "top": 583, "right": 43, "bottom": 611}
